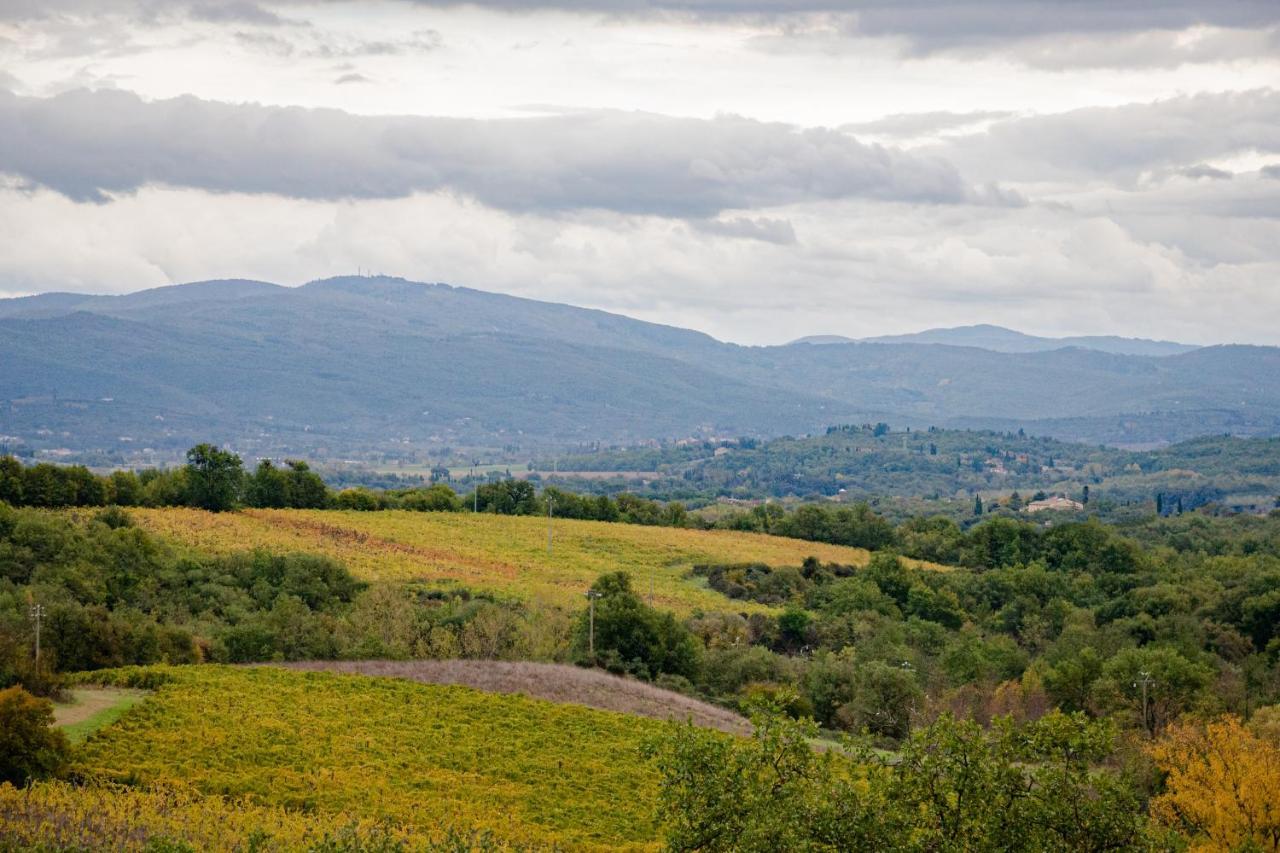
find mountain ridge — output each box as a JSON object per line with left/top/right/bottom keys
{"left": 1, "top": 276, "right": 1276, "bottom": 457}
{"left": 791, "top": 323, "right": 1199, "bottom": 357}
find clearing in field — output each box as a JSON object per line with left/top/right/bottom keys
{"left": 130, "top": 507, "right": 924, "bottom": 611}
{"left": 73, "top": 664, "right": 675, "bottom": 850}
{"left": 52, "top": 687, "right": 148, "bottom": 744}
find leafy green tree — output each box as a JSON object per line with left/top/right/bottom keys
{"left": 1043, "top": 647, "right": 1104, "bottom": 713}
{"left": 107, "top": 470, "right": 142, "bottom": 505}
{"left": 644, "top": 699, "right": 891, "bottom": 852}
{"left": 1097, "top": 646, "right": 1214, "bottom": 735}
{"left": 184, "top": 444, "right": 243, "bottom": 512}
{"left": 576, "top": 572, "right": 699, "bottom": 680}
{"left": 284, "top": 460, "right": 330, "bottom": 508}
{"left": 0, "top": 456, "right": 24, "bottom": 505}
{"left": 335, "top": 488, "right": 380, "bottom": 511}
{"left": 0, "top": 686, "right": 70, "bottom": 785}
{"left": 840, "top": 660, "right": 922, "bottom": 738}
{"left": 246, "top": 459, "right": 290, "bottom": 508}
{"left": 398, "top": 484, "right": 460, "bottom": 512}
{"left": 647, "top": 705, "right": 1161, "bottom": 853}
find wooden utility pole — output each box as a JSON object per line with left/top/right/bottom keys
{"left": 547, "top": 493, "right": 554, "bottom": 553}
{"left": 1135, "top": 670, "right": 1154, "bottom": 735}
{"left": 585, "top": 590, "right": 602, "bottom": 656}
{"left": 29, "top": 603, "right": 43, "bottom": 667}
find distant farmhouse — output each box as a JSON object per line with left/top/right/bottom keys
{"left": 1026, "top": 495, "right": 1084, "bottom": 513}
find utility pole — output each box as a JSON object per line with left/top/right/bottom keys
{"left": 585, "top": 590, "right": 603, "bottom": 656}
{"left": 29, "top": 603, "right": 43, "bottom": 667}
{"left": 546, "top": 493, "right": 554, "bottom": 553}
{"left": 1134, "top": 670, "right": 1154, "bottom": 735}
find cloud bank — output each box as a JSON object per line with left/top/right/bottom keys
{"left": 0, "top": 89, "right": 994, "bottom": 216}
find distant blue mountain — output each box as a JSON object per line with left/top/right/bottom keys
{"left": 792, "top": 324, "right": 1198, "bottom": 357}
{"left": 1, "top": 277, "right": 1275, "bottom": 456}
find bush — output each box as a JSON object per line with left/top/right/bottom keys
{"left": 0, "top": 685, "right": 70, "bottom": 785}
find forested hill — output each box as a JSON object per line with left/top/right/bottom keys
{"left": 1, "top": 276, "right": 1278, "bottom": 458}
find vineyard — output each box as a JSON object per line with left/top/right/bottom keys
{"left": 127, "top": 507, "right": 928, "bottom": 611}
{"left": 66, "top": 665, "right": 675, "bottom": 850}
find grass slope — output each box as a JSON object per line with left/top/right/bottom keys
{"left": 52, "top": 688, "right": 147, "bottom": 744}
{"left": 275, "top": 660, "right": 751, "bottom": 735}
{"left": 74, "top": 665, "right": 673, "bottom": 850}
{"left": 130, "top": 508, "right": 920, "bottom": 611}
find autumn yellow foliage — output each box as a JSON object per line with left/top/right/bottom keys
{"left": 67, "top": 664, "right": 669, "bottom": 851}
{"left": 128, "top": 507, "right": 936, "bottom": 612}
{"left": 1148, "top": 715, "right": 1280, "bottom": 852}
{"left": 0, "top": 780, "right": 426, "bottom": 850}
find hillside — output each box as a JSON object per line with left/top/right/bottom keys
{"left": 794, "top": 324, "right": 1198, "bottom": 356}
{"left": 69, "top": 665, "right": 673, "bottom": 850}
{"left": 276, "top": 660, "right": 751, "bottom": 734}
{"left": 1, "top": 277, "right": 1278, "bottom": 459}
{"left": 129, "top": 507, "right": 921, "bottom": 612}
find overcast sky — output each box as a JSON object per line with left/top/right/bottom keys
{"left": 1, "top": 0, "right": 1278, "bottom": 345}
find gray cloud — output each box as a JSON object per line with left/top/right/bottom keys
{"left": 0, "top": 89, "right": 995, "bottom": 216}
{"left": 1262, "top": 164, "right": 1280, "bottom": 180}
{"left": 1180, "top": 164, "right": 1233, "bottom": 181}
{"left": 692, "top": 215, "right": 797, "bottom": 244}
{"left": 942, "top": 89, "right": 1280, "bottom": 184}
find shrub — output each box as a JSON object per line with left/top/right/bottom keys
{"left": 0, "top": 685, "right": 70, "bottom": 786}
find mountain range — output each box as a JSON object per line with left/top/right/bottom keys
{"left": 1, "top": 276, "right": 1277, "bottom": 459}
{"left": 791, "top": 325, "right": 1199, "bottom": 357}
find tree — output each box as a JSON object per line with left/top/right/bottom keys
{"left": 1097, "top": 646, "right": 1213, "bottom": 736}
{"left": 245, "top": 459, "right": 290, "bottom": 508}
{"left": 184, "top": 444, "right": 243, "bottom": 512}
{"left": 646, "top": 705, "right": 1160, "bottom": 853}
{"left": 840, "top": 660, "right": 922, "bottom": 739}
{"left": 284, "top": 460, "right": 330, "bottom": 508}
{"left": 0, "top": 456, "right": 24, "bottom": 505}
{"left": 644, "top": 700, "right": 891, "bottom": 853}
{"left": 576, "top": 572, "right": 699, "bottom": 680}
{"left": 974, "top": 495, "right": 984, "bottom": 516}
{"left": 1149, "top": 716, "right": 1280, "bottom": 852}
{"left": 0, "top": 686, "right": 70, "bottom": 786}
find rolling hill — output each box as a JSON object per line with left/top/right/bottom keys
{"left": 2, "top": 276, "right": 1277, "bottom": 457}
{"left": 128, "top": 507, "right": 926, "bottom": 612}
{"left": 62, "top": 665, "right": 677, "bottom": 850}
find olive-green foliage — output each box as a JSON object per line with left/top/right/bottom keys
{"left": 0, "top": 505, "right": 365, "bottom": 682}
{"left": 0, "top": 685, "right": 70, "bottom": 786}
{"left": 647, "top": 703, "right": 1165, "bottom": 852}
{"left": 245, "top": 459, "right": 331, "bottom": 509}
{"left": 575, "top": 572, "right": 701, "bottom": 681}
{"left": 184, "top": 444, "right": 244, "bottom": 513}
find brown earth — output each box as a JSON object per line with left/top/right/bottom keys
{"left": 274, "top": 659, "right": 751, "bottom": 735}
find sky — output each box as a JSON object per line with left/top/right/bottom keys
{"left": 1, "top": 0, "right": 1278, "bottom": 345}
